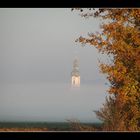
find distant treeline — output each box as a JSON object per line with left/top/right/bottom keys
{"left": 0, "top": 122, "right": 103, "bottom": 131}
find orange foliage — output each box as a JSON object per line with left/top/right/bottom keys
{"left": 74, "top": 8, "right": 140, "bottom": 131}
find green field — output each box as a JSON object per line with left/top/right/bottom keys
{"left": 0, "top": 122, "right": 102, "bottom": 131}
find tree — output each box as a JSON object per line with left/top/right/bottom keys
{"left": 73, "top": 8, "right": 140, "bottom": 131}
{"left": 94, "top": 95, "right": 127, "bottom": 131}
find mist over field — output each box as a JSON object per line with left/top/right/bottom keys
{"left": 0, "top": 8, "right": 108, "bottom": 123}
{"left": 0, "top": 82, "right": 107, "bottom": 122}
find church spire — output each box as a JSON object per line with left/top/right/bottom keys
{"left": 71, "top": 57, "right": 80, "bottom": 87}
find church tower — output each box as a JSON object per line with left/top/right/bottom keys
{"left": 71, "top": 58, "right": 80, "bottom": 87}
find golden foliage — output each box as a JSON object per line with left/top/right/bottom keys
{"left": 75, "top": 8, "right": 140, "bottom": 131}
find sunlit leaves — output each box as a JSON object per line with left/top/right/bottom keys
{"left": 75, "top": 8, "right": 140, "bottom": 131}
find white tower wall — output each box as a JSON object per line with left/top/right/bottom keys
{"left": 72, "top": 76, "right": 80, "bottom": 87}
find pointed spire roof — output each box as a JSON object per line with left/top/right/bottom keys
{"left": 71, "top": 57, "right": 80, "bottom": 77}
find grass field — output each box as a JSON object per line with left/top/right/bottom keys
{"left": 0, "top": 122, "right": 103, "bottom": 131}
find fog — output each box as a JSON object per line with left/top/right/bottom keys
{"left": 0, "top": 83, "right": 108, "bottom": 122}
{"left": 0, "top": 8, "right": 108, "bottom": 122}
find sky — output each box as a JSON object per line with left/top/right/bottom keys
{"left": 0, "top": 8, "right": 109, "bottom": 123}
